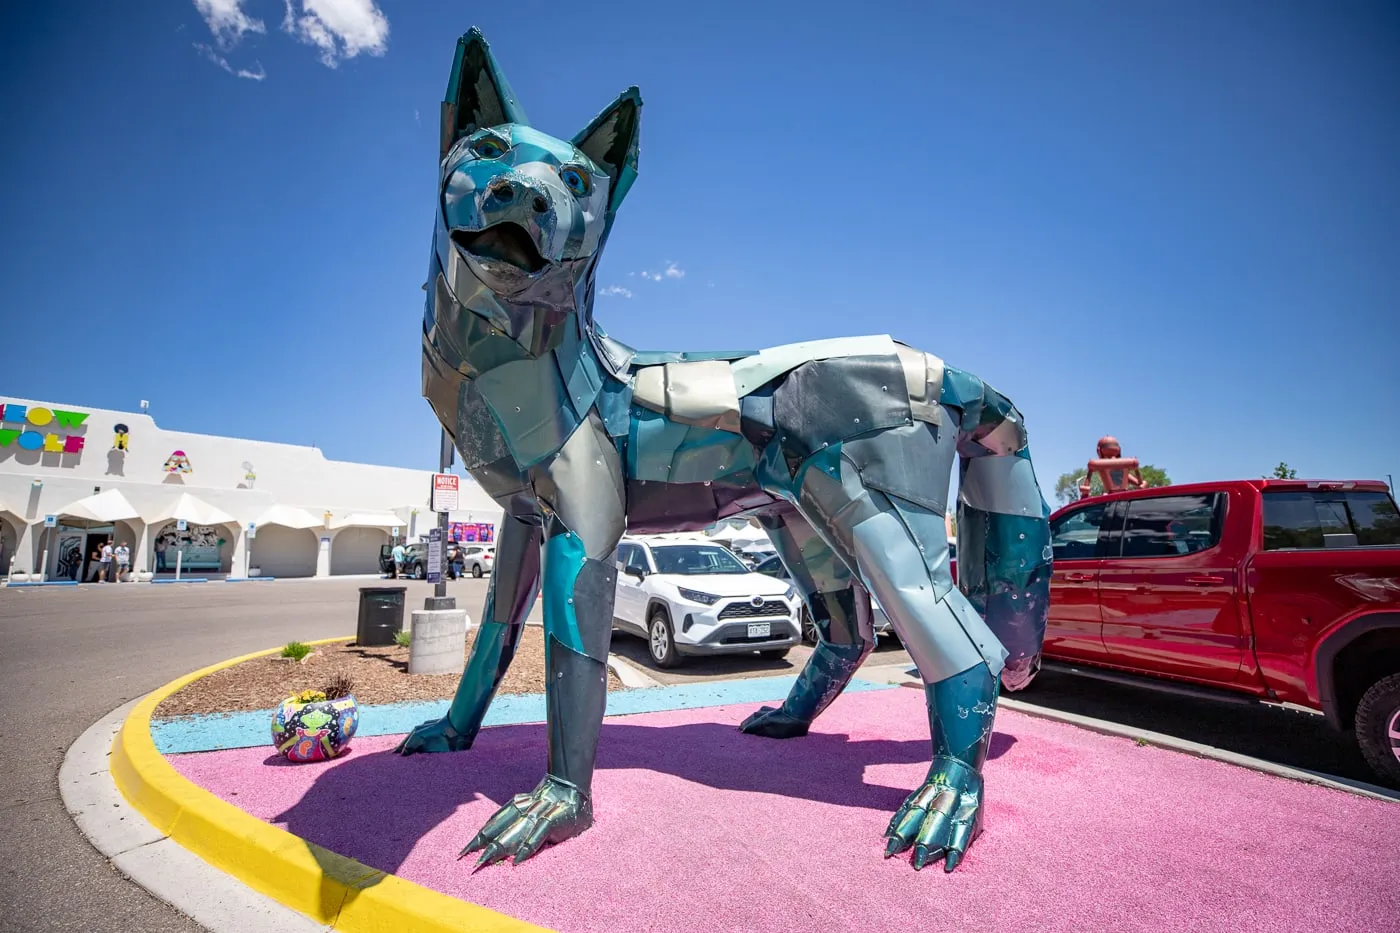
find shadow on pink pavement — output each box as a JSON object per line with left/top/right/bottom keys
{"left": 268, "top": 719, "right": 1015, "bottom": 880}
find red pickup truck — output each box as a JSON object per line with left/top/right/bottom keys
{"left": 1037, "top": 478, "right": 1400, "bottom": 785}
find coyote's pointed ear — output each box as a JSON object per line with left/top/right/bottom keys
{"left": 572, "top": 87, "right": 642, "bottom": 214}
{"left": 441, "top": 28, "right": 530, "bottom": 160}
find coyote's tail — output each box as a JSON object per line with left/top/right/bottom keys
{"left": 942, "top": 366, "right": 1053, "bottom": 691}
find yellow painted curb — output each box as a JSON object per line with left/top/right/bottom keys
{"left": 111, "top": 636, "right": 552, "bottom": 933}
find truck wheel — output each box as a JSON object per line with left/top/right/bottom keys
{"left": 1354, "top": 673, "right": 1400, "bottom": 785}
{"left": 648, "top": 609, "right": 680, "bottom": 669}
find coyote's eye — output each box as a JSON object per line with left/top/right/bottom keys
{"left": 558, "top": 165, "right": 591, "bottom": 196}
{"left": 472, "top": 134, "right": 509, "bottom": 160}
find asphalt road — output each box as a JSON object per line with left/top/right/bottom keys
{"left": 0, "top": 576, "right": 491, "bottom": 933}
{"left": 1, "top": 578, "right": 1389, "bottom": 933}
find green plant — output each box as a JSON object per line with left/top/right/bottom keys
{"left": 281, "top": 641, "right": 312, "bottom": 661}
{"left": 394, "top": 630, "right": 412, "bottom": 647}
{"left": 325, "top": 673, "right": 355, "bottom": 701}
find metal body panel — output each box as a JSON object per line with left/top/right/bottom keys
{"left": 730, "top": 334, "right": 898, "bottom": 395}
{"left": 771, "top": 354, "right": 912, "bottom": 457}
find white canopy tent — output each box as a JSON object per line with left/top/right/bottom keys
{"left": 330, "top": 511, "right": 404, "bottom": 530}
{"left": 251, "top": 504, "right": 323, "bottom": 530}
{"left": 143, "top": 492, "right": 237, "bottom": 527}
{"left": 706, "top": 523, "right": 773, "bottom": 551}
{"left": 54, "top": 489, "right": 142, "bottom": 527}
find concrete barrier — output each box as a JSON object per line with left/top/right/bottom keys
{"left": 408, "top": 609, "right": 471, "bottom": 675}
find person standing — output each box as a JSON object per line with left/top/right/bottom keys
{"left": 86, "top": 549, "right": 102, "bottom": 582}
{"left": 154, "top": 537, "right": 168, "bottom": 572}
{"left": 99, "top": 539, "right": 114, "bottom": 583}
{"left": 114, "top": 542, "right": 131, "bottom": 582}
{"left": 391, "top": 540, "right": 406, "bottom": 579}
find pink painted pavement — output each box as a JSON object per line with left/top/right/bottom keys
{"left": 170, "top": 688, "right": 1400, "bottom": 933}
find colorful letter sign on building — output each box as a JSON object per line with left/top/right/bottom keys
{"left": 0, "top": 403, "right": 88, "bottom": 455}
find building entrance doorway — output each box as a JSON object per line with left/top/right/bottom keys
{"left": 52, "top": 524, "right": 114, "bottom": 582}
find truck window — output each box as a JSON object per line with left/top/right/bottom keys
{"left": 1050, "top": 503, "right": 1109, "bottom": 560}
{"left": 1118, "top": 494, "right": 1222, "bottom": 558}
{"left": 1263, "top": 490, "right": 1400, "bottom": 549}
{"left": 1346, "top": 492, "right": 1400, "bottom": 546}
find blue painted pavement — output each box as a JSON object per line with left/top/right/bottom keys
{"left": 153, "top": 675, "right": 895, "bottom": 755}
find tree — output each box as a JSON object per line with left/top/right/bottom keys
{"left": 1139, "top": 465, "right": 1171, "bottom": 488}
{"left": 1054, "top": 470, "right": 1088, "bottom": 505}
{"left": 1054, "top": 465, "right": 1171, "bottom": 504}
{"left": 1271, "top": 462, "right": 1298, "bottom": 479}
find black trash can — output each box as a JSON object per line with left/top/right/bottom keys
{"left": 357, "top": 586, "right": 407, "bottom": 647}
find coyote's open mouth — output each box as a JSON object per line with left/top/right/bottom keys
{"left": 452, "top": 223, "right": 547, "bottom": 274}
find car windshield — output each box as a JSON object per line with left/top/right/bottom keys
{"left": 650, "top": 545, "right": 749, "bottom": 575}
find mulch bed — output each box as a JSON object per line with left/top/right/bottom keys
{"left": 154, "top": 625, "right": 625, "bottom": 718}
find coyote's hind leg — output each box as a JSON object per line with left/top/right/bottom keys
{"left": 740, "top": 504, "right": 877, "bottom": 738}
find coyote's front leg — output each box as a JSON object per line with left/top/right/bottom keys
{"left": 396, "top": 512, "right": 543, "bottom": 754}
{"left": 464, "top": 414, "right": 624, "bottom": 867}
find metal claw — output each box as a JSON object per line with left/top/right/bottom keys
{"left": 474, "top": 842, "right": 508, "bottom": 869}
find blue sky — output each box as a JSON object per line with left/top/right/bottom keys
{"left": 2, "top": 2, "right": 1397, "bottom": 498}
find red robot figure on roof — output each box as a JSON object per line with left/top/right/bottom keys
{"left": 1080, "top": 436, "right": 1145, "bottom": 498}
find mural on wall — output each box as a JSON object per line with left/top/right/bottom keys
{"left": 163, "top": 450, "right": 193, "bottom": 474}
{"left": 0, "top": 403, "right": 88, "bottom": 457}
{"left": 107, "top": 423, "right": 129, "bottom": 476}
{"left": 155, "top": 523, "right": 224, "bottom": 570}
{"left": 448, "top": 522, "right": 495, "bottom": 543}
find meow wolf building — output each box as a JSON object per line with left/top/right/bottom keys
{"left": 0, "top": 396, "right": 499, "bottom": 581}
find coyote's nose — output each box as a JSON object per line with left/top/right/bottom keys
{"left": 487, "top": 180, "right": 517, "bottom": 203}
{"left": 486, "top": 179, "right": 551, "bottom": 214}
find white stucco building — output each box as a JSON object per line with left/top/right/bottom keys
{"left": 0, "top": 396, "right": 501, "bottom": 581}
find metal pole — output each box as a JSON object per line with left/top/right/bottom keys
{"left": 430, "top": 428, "right": 455, "bottom": 608}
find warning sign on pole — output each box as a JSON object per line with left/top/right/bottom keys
{"left": 431, "top": 473, "right": 459, "bottom": 513}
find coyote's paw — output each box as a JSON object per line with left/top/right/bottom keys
{"left": 738, "top": 705, "right": 810, "bottom": 738}
{"left": 393, "top": 717, "right": 472, "bottom": 755}
{"left": 883, "top": 756, "right": 984, "bottom": 872}
{"left": 462, "top": 775, "right": 593, "bottom": 867}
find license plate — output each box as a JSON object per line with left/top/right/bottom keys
{"left": 747, "top": 622, "right": 771, "bottom": 638}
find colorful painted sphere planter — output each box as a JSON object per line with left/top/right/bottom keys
{"left": 271, "top": 692, "right": 359, "bottom": 763}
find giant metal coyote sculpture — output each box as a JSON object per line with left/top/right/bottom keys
{"left": 397, "top": 28, "right": 1053, "bottom": 875}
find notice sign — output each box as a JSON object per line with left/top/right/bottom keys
{"left": 431, "top": 473, "right": 459, "bottom": 513}
{"left": 427, "top": 527, "right": 443, "bottom": 584}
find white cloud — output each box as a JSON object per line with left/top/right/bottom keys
{"left": 193, "top": 0, "right": 265, "bottom": 49}
{"left": 600, "top": 285, "right": 633, "bottom": 298}
{"left": 635, "top": 262, "right": 685, "bottom": 282}
{"left": 195, "top": 43, "right": 267, "bottom": 80}
{"left": 281, "top": 0, "right": 389, "bottom": 68}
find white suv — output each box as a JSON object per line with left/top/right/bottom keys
{"left": 459, "top": 544, "right": 494, "bottom": 578}
{"left": 614, "top": 535, "right": 803, "bottom": 668}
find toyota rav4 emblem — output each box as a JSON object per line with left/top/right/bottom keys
{"left": 750, "top": 596, "right": 764, "bottom": 608}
